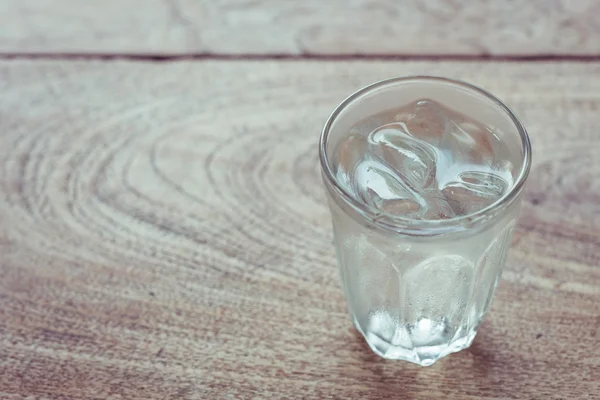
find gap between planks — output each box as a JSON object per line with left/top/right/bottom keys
{"left": 1, "top": 53, "right": 600, "bottom": 63}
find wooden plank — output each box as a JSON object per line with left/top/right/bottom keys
{"left": 0, "top": 60, "right": 599, "bottom": 399}
{"left": 1, "top": 0, "right": 600, "bottom": 55}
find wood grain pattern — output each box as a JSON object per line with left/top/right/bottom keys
{"left": 1, "top": 0, "right": 600, "bottom": 56}
{"left": 0, "top": 60, "right": 599, "bottom": 399}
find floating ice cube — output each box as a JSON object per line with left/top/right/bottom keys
{"left": 367, "top": 123, "right": 436, "bottom": 189}
{"left": 420, "top": 188, "right": 456, "bottom": 220}
{"left": 335, "top": 134, "right": 367, "bottom": 193}
{"left": 439, "top": 120, "right": 496, "bottom": 167}
{"left": 353, "top": 159, "right": 425, "bottom": 216}
{"left": 338, "top": 134, "right": 367, "bottom": 173}
{"left": 441, "top": 171, "right": 509, "bottom": 216}
{"left": 395, "top": 100, "right": 450, "bottom": 144}
{"left": 376, "top": 198, "right": 421, "bottom": 215}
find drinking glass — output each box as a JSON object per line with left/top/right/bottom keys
{"left": 319, "top": 77, "right": 531, "bottom": 366}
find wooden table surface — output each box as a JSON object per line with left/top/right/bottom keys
{"left": 1, "top": 2, "right": 599, "bottom": 399}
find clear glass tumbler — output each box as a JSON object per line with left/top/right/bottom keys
{"left": 320, "top": 77, "right": 531, "bottom": 366}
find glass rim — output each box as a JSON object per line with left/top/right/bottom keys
{"left": 319, "top": 75, "right": 532, "bottom": 236}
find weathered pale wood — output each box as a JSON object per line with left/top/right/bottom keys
{"left": 0, "top": 60, "right": 599, "bottom": 399}
{"left": 1, "top": 0, "right": 600, "bottom": 55}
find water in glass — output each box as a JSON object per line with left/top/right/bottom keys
{"left": 331, "top": 99, "right": 517, "bottom": 366}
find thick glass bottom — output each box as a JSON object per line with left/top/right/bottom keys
{"left": 353, "top": 314, "right": 478, "bottom": 366}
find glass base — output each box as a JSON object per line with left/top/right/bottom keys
{"left": 353, "top": 314, "right": 477, "bottom": 366}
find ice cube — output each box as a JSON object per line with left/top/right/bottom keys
{"left": 367, "top": 123, "right": 437, "bottom": 189}
{"left": 420, "top": 188, "right": 456, "bottom": 220}
{"left": 353, "top": 159, "right": 425, "bottom": 215}
{"left": 441, "top": 171, "right": 509, "bottom": 216}
{"left": 350, "top": 112, "right": 395, "bottom": 136}
{"left": 395, "top": 100, "right": 450, "bottom": 145}
{"left": 335, "top": 134, "right": 367, "bottom": 193}
{"left": 376, "top": 198, "right": 421, "bottom": 215}
{"left": 337, "top": 133, "right": 367, "bottom": 174}
{"left": 440, "top": 120, "right": 495, "bottom": 166}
